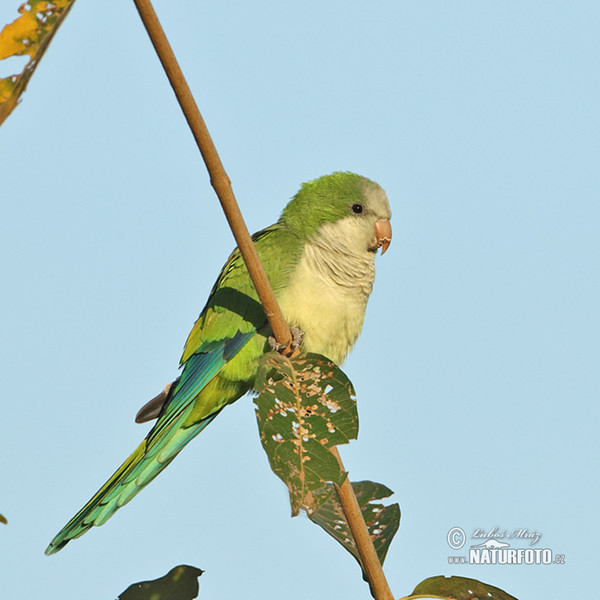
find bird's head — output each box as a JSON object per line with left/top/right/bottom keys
{"left": 280, "top": 171, "right": 392, "bottom": 257}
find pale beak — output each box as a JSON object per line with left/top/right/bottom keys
{"left": 371, "top": 218, "right": 392, "bottom": 255}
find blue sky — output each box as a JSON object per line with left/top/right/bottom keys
{"left": 0, "top": 1, "right": 597, "bottom": 598}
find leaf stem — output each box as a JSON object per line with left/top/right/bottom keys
{"left": 132, "top": 2, "right": 394, "bottom": 598}
{"left": 132, "top": 0, "right": 292, "bottom": 351}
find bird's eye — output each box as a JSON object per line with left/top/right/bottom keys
{"left": 351, "top": 203, "right": 364, "bottom": 214}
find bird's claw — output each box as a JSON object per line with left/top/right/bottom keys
{"left": 268, "top": 327, "right": 304, "bottom": 357}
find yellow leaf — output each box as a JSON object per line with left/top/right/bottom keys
{"left": 0, "top": 0, "right": 76, "bottom": 126}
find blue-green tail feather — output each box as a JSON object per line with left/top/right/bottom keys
{"left": 45, "top": 331, "right": 255, "bottom": 555}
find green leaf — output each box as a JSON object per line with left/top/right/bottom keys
{"left": 0, "top": 514, "right": 6, "bottom": 524}
{"left": 308, "top": 480, "right": 400, "bottom": 568}
{"left": 0, "top": 0, "right": 76, "bottom": 126}
{"left": 405, "top": 575, "right": 519, "bottom": 600}
{"left": 118, "top": 565, "right": 204, "bottom": 600}
{"left": 254, "top": 351, "right": 358, "bottom": 515}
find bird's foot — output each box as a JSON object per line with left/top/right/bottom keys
{"left": 268, "top": 326, "right": 304, "bottom": 358}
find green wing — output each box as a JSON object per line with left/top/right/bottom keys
{"left": 182, "top": 224, "right": 300, "bottom": 362}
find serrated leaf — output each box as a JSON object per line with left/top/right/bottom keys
{"left": 0, "top": 0, "right": 76, "bottom": 126}
{"left": 405, "top": 575, "right": 518, "bottom": 600}
{"left": 308, "top": 480, "right": 400, "bottom": 569}
{"left": 118, "top": 565, "right": 204, "bottom": 600}
{"left": 254, "top": 351, "right": 358, "bottom": 515}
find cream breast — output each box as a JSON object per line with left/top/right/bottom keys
{"left": 277, "top": 217, "right": 376, "bottom": 365}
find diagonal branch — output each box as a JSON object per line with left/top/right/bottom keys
{"left": 132, "top": 2, "right": 394, "bottom": 598}
{"left": 132, "top": 0, "right": 292, "bottom": 351}
{"left": 331, "top": 448, "right": 394, "bottom": 600}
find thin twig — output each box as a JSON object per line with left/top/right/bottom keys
{"left": 132, "top": 0, "right": 292, "bottom": 350}
{"left": 332, "top": 448, "right": 395, "bottom": 600}
{"left": 132, "top": 2, "right": 394, "bottom": 598}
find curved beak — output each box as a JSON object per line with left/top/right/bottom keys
{"left": 371, "top": 218, "right": 392, "bottom": 255}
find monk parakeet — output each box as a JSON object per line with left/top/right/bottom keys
{"left": 45, "top": 171, "right": 392, "bottom": 555}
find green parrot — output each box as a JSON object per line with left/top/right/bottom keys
{"left": 45, "top": 171, "right": 392, "bottom": 555}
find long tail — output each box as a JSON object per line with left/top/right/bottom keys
{"left": 45, "top": 408, "right": 220, "bottom": 555}
{"left": 46, "top": 332, "right": 256, "bottom": 555}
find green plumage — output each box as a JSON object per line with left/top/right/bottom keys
{"left": 45, "top": 225, "right": 301, "bottom": 555}
{"left": 45, "top": 172, "right": 391, "bottom": 555}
